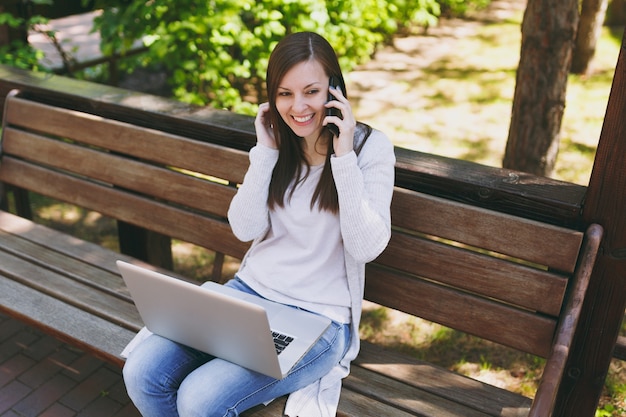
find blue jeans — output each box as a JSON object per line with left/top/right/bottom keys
{"left": 123, "top": 277, "right": 350, "bottom": 417}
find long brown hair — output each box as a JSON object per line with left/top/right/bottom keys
{"left": 265, "top": 32, "right": 371, "bottom": 213}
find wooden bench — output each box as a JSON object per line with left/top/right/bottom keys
{"left": 0, "top": 84, "right": 602, "bottom": 417}
{"left": 0, "top": 82, "right": 607, "bottom": 417}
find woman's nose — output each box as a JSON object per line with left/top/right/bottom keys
{"left": 293, "top": 94, "right": 309, "bottom": 112}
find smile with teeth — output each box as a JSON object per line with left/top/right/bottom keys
{"left": 292, "top": 114, "right": 314, "bottom": 123}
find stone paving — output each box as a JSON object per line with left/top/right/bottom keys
{"left": 0, "top": 312, "right": 140, "bottom": 417}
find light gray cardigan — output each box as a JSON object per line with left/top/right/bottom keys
{"left": 228, "top": 127, "right": 396, "bottom": 417}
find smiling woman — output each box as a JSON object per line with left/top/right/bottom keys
{"left": 273, "top": 60, "right": 348, "bottom": 164}
{"left": 122, "top": 31, "right": 396, "bottom": 417}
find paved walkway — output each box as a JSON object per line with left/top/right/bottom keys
{"left": 0, "top": 312, "right": 140, "bottom": 417}
{"left": 28, "top": 10, "right": 144, "bottom": 74}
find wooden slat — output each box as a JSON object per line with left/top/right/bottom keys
{"left": 3, "top": 128, "right": 237, "bottom": 217}
{"left": 0, "top": 248, "right": 140, "bottom": 331}
{"left": 0, "top": 277, "right": 136, "bottom": 367}
{"left": 0, "top": 158, "right": 250, "bottom": 259}
{"left": 354, "top": 341, "right": 532, "bottom": 417}
{"left": 528, "top": 224, "right": 603, "bottom": 417}
{"left": 0, "top": 228, "right": 132, "bottom": 299}
{"left": 243, "top": 389, "right": 424, "bottom": 417}
{"left": 394, "top": 146, "right": 587, "bottom": 229}
{"left": 4, "top": 95, "right": 251, "bottom": 185}
{"left": 343, "top": 365, "right": 494, "bottom": 417}
{"left": 244, "top": 363, "right": 495, "bottom": 417}
{"left": 392, "top": 187, "right": 584, "bottom": 273}
{"left": 375, "top": 232, "right": 568, "bottom": 316}
{"left": 365, "top": 265, "right": 556, "bottom": 357}
{"left": 0, "top": 210, "right": 141, "bottom": 275}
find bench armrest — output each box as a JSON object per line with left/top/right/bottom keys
{"left": 529, "top": 223, "right": 603, "bottom": 417}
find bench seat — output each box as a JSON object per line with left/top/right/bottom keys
{"left": 0, "top": 211, "right": 538, "bottom": 417}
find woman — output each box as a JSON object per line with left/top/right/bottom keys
{"left": 123, "top": 31, "right": 395, "bottom": 417}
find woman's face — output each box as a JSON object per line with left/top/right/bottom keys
{"left": 275, "top": 59, "right": 329, "bottom": 142}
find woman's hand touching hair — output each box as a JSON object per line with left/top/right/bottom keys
{"left": 255, "top": 102, "right": 278, "bottom": 149}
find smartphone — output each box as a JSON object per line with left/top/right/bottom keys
{"left": 326, "top": 76, "right": 342, "bottom": 136}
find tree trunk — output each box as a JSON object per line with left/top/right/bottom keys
{"left": 606, "top": 0, "right": 626, "bottom": 26}
{"left": 571, "top": 0, "right": 609, "bottom": 75}
{"left": 503, "top": 0, "right": 579, "bottom": 177}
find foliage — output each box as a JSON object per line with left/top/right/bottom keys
{"left": 89, "top": 0, "right": 490, "bottom": 114}
{"left": 439, "top": 0, "right": 491, "bottom": 17}
{"left": 0, "top": 0, "right": 54, "bottom": 70}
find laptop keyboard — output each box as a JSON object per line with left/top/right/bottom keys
{"left": 272, "top": 331, "right": 294, "bottom": 355}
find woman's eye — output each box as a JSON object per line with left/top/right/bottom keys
{"left": 307, "top": 89, "right": 320, "bottom": 95}
{"left": 278, "top": 91, "right": 291, "bottom": 97}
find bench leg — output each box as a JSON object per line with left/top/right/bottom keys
{"left": 118, "top": 221, "right": 173, "bottom": 270}
{"left": 0, "top": 186, "right": 32, "bottom": 219}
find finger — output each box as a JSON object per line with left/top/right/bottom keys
{"left": 328, "top": 85, "right": 346, "bottom": 102}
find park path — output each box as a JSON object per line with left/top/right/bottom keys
{"left": 0, "top": 312, "right": 141, "bottom": 416}
{"left": 348, "top": 0, "right": 526, "bottom": 161}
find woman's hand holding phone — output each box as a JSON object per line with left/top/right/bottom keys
{"left": 325, "top": 78, "right": 355, "bottom": 157}
{"left": 255, "top": 102, "right": 277, "bottom": 149}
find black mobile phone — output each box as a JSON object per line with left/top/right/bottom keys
{"left": 326, "top": 76, "right": 342, "bottom": 136}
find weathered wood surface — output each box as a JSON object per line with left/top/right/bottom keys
{"left": 0, "top": 65, "right": 587, "bottom": 228}
{"left": 531, "top": 224, "right": 603, "bottom": 416}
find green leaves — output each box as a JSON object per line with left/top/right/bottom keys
{"left": 0, "top": 8, "right": 49, "bottom": 71}
{"left": 89, "top": 0, "right": 486, "bottom": 114}
{"left": 0, "top": 13, "right": 24, "bottom": 28}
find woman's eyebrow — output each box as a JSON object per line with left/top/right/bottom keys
{"left": 278, "top": 82, "right": 322, "bottom": 91}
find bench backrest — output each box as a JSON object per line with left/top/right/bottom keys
{"left": 0, "top": 91, "right": 598, "bottom": 359}
{"left": 371, "top": 188, "right": 593, "bottom": 358}
{"left": 1, "top": 91, "right": 251, "bottom": 259}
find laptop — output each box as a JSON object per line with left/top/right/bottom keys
{"left": 116, "top": 260, "right": 331, "bottom": 379}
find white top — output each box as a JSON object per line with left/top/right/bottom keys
{"left": 228, "top": 127, "right": 396, "bottom": 417}
{"left": 237, "top": 163, "right": 351, "bottom": 323}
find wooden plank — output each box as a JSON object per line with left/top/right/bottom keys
{"left": 392, "top": 187, "right": 584, "bottom": 273}
{"left": 0, "top": 158, "right": 250, "bottom": 259}
{"left": 0, "top": 276, "right": 136, "bottom": 366}
{"left": 343, "top": 365, "right": 495, "bottom": 417}
{"left": 364, "top": 265, "right": 556, "bottom": 357}
{"left": 375, "top": 233, "right": 568, "bottom": 316}
{"left": 394, "top": 146, "right": 587, "bottom": 229}
{"left": 529, "top": 224, "right": 602, "bottom": 417}
{"left": 243, "top": 389, "right": 425, "bottom": 417}
{"left": 0, "top": 210, "right": 147, "bottom": 276}
{"left": 4, "top": 96, "right": 251, "bottom": 185}
{"left": 354, "top": 341, "right": 532, "bottom": 417}
{"left": 0, "top": 70, "right": 258, "bottom": 152}
{"left": 0, "top": 248, "right": 141, "bottom": 331}
{"left": 0, "top": 228, "right": 132, "bottom": 299}
{"left": 3, "top": 128, "right": 237, "bottom": 217}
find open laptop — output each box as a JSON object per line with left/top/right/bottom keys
{"left": 116, "top": 260, "right": 331, "bottom": 379}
